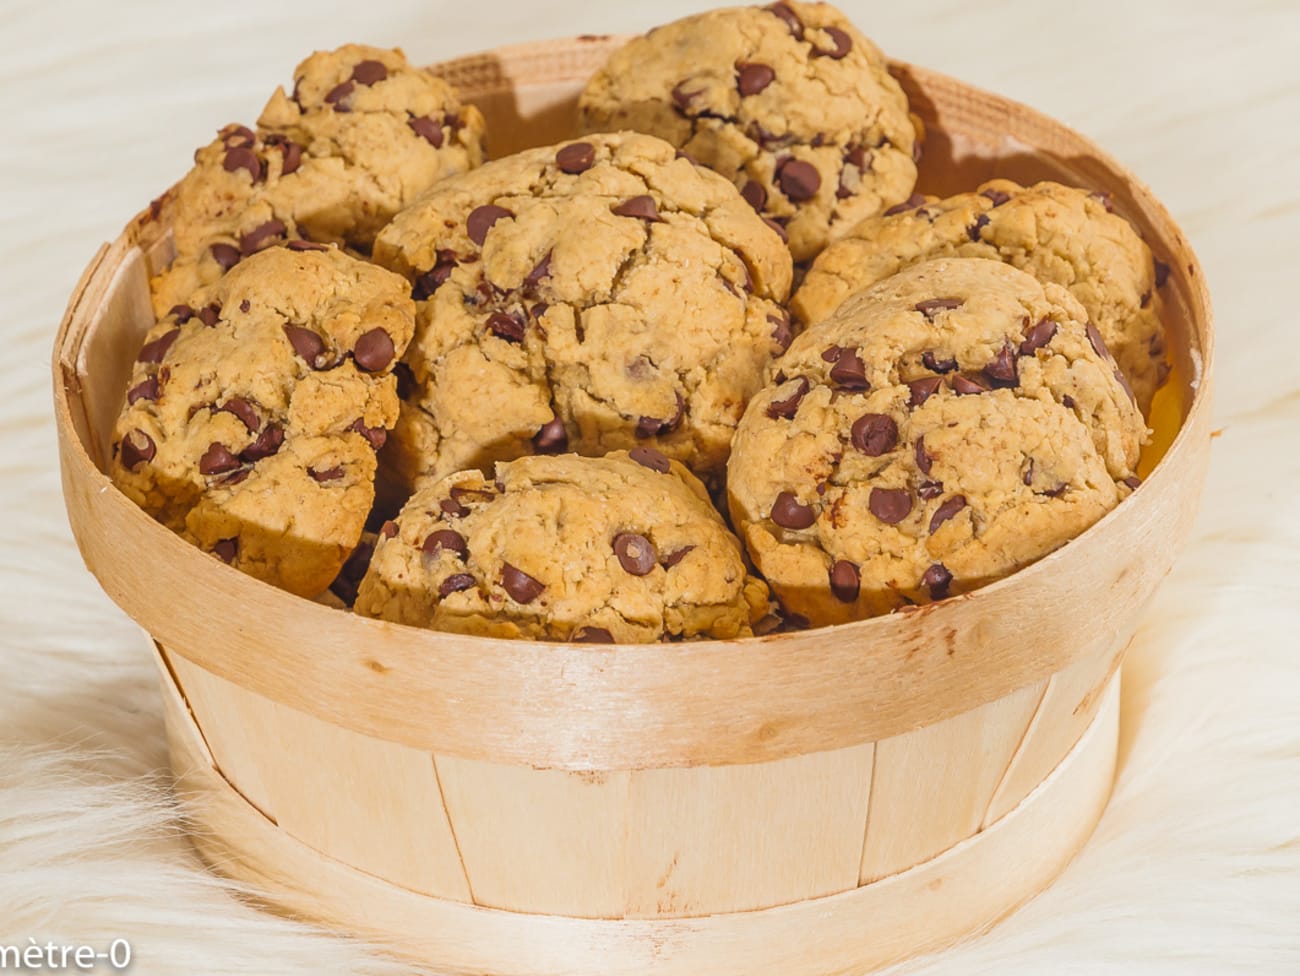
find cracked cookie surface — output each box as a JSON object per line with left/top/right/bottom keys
{"left": 355, "top": 451, "right": 772, "bottom": 642}
{"left": 793, "top": 179, "right": 1170, "bottom": 412}
{"left": 578, "top": 2, "right": 917, "bottom": 262}
{"left": 151, "top": 44, "right": 486, "bottom": 316}
{"left": 371, "top": 130, "right": 793, "bottom": 493}
{"left": 112, "top": 246, "right": 415, "bottom": 597}
{"left": 728, "top": 257, "right": 1147, "bottom": 625}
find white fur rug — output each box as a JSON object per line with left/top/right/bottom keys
{"left": 4, "top": 0, "right": 1300, "bottom": 973}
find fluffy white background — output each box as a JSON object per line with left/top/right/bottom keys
{"left": 3, "top": 1, "right": 1299, "bottom": 973}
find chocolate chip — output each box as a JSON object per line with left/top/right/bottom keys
{"left": 210, "top": 243, "right": 240, "bottom": 270}
{"left": 466, "top": 205, "right": 513, "bottom": 246}
{"left": 532, "top": 415, "right": 568, "bottom": 454}
{"left": 741, "top": 179, "right": 768, "bottom": 211}
{"left": 1022, "top": 458, "right": 1035, "bottom": 486}
{"left": 967, "top": 213, "right": 990, "bottom": 241}
{"left": 283, "top": 325, "right": 327, "bottom": 368}
{"left": 222, "top": 147, "right": 261, "bottom": 182}
{"left": 612, "top": 195, "right": 661, "bottom": 221}
{"left": 883, "top": 193, "right": 926, "bottom": 216}
{"left": 829, "top": 560, "right": 860, "bottom": 602}
{"left": 531, "top": 302, "right": 549, "bottom": 321}
{"left": 762, "top": 216, "right": 789, "bottom": 242}
{"left": 918, "top": 479, "right": 944, "bottom": 500}
{"left": 380, "top": 520, "right": 399, "bottom": 539}
{"left": 524, "top": 251, "right": 553, "bottom": 290}
{"left": 486, "top": 311, "right": 525, "bottom": 344}
{"left": 408, "top": 115, "right": 444, "bottom": 147}
{"left": 221, "top": 124, "right": 255, "bottom": 148}
{"left": 309, "top": 465, "right": 345, "bottom": 483}
{"left": 737, "top": 62, "right": 775, "bottom": 96}
{"left": 287, "top": 239, "right": 327, "bottom": 252}
{"left": 768, "top": 310, "right": 793, "bottom": 352}
{"left": 413, "top": 250, "right": 458, "bottom": 300}
{"left": 613, "top": 533, "right": 657, "bottom": 576}
{"left": 1020, "top": 318, "right": 1058, "bottom": 355}
{"left": 908, "top": 375, "right": 943, "bottom": 407}
{"left": 921, "top": 350, "right": 957, "bottom": 373}
{"left": 1123, "top": 475, "right": 1142, "bottom": 490}
{"left": 813, "top": 26, "right": 852, "bottom": 59}
{"left": 241, "top": 423, "right": 284, "bottom": 461}
{"left": 340, "top": 419, "right": 380, "bottom": 451}
{"left": 238, "top": 299, "right": 251, "bottom": 313}
{"left": 661, "top": 545, "right": 694, "bottom": 569}
{"left": 771, "top": 491, "right": 815, "bottom": 529}
{"left": 914, "top": 297, "right": 964, "bottom": 320}
{"left": 264, "top": 134, "right": 303, "bottom": 175}
{"left": 851, "top": 413, "right": 897, "bottom": 456}
{"left": 671, "top": 81, "right": 703, "bottom": 111}
{"left": 239, "top": 218, "right": 286, "bottom": 256}
{"left": 199, "top": 443, "right": 241, "bottom": 476}
{"left": 137, "top": 328, "right": 179, "bottom": 364}
{"left": 439, "top": 573, "right": 476, "bottom": 597}
{"left": 629, "top": 446, "right": 671, "bottom": 473}
{"left": 869, "top": 487, "right": 912, "bottom": 524}
{"left": 950, "top": 373, "right": 990, "bottom": 395}
{"left": 1062, "top": 394, "right": 1076, "bottom": 409}
{"left": 351, "top": 59, "right": 387, "bottom": 85}
{"left": 914, "top": 435, "right": 932, "bottom": 474}
{"left": 777, "top": 159, "right": 820, "bottom": 202}
{"left": 573, "top": 626, "right": 614, "bottom": 643}
{"left": 929, "top": 494, "right": 967, "bottom": 533}
{"left": 767, "top": 377, "right": 811, "bottom": 420}
{"left": 501, "top": 562, "right": 544, "bottom": 603}
{"left": 1041, "top": 484, "right": 1069, "bottom": 498}
{"left": 354, "top": 328, "right": 395, "bottom": 372}
{"left": 1086, "top": 323, "right": 1110, "bottom": 360}
{"left": 1154, "top": 259, "right": 1171, "bottom": 288}
{"left": 981, "top": 187, "right": 1010, "bottom": 207}
{"left": 168, "top": 304, "right": 194, "bottom": 323}
{"left": 636, "top": 392, "right": 685, "bottom": 438}
{"left": 829, "top": 347, "right": 869, "bottom": 390}
{"left": 196, "top": 303, "right": 221, "bottom": 328}
{"left": 556, "top": 141, "right": 596, "bottom": 174}
{"left": 984, "top": 341, "right": 1018, "bottom": 386}
{"left": 440, "top": 496, "right": 468, "bottom": 518}
{"left": 324, "top": 80, "right": 354, "bottom": 109}
{"left": 767, "top": 2, "right": 804, "bottom": 39}
{"left": 211, "top": 538, "right": 238, "bottom": 563}
{"left": 219, "top": 397, "right": 259, "bottom": 432}
{"left": 120, "top": 429, "right": 155, "bottom": 469}
{"left": 127, "top": 376, "right": 160, "bottom": 405}
{"left": 921, "top": 562, "right": 952, "bottom": 600}
{"left": 423, "top": 529, "right": 468, "bottom": 559}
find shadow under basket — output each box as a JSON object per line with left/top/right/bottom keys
{"left": 53, "top": 36, "right": 1214, "bottom": 976}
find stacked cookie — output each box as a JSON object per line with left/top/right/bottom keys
{"left": 110, "top": 6, "right": 1173, "bottom": 641}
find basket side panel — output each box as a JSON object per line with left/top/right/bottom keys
{"left": 983, "top": 637, "right": 1123, "bottom": 825}
{"left": 433, "top": 759, "right": 632, "bottom": 918}
{"left": 859, "top": 679, "right": 1045, "bottom": 884}
{"left": 622, "top": 743, "right": 874, "bottom": 918}
{"left": 164, "top": 647, "right": 471, "bottom": 902}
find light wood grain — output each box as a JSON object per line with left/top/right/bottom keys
{"left": 159, "top": 653, "right": 1120, "bottom": 976}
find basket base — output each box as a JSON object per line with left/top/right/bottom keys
{"left": 158, "top": 654, "right": 1119, "bottom": 976}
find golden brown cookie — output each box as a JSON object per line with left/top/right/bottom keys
{"left": 111, "top": 246, "right": 415, "bottom": 597}
{"left": 372, "top": 131, "right": 793, "bottom": 493}
{"left": 792, "top": 179, "right": 1170, "bottom": 411}
{"left": 728, "top": 257, "right": 1147, "bottom": 625}
{"left": 578, "top": 2, "right": 917, "bottom": 262}
{"left": 355, "top": 450, "right": 772, "bottom": 642}
{"left": 151, "top": 44, "right": 486, "bottom": 315}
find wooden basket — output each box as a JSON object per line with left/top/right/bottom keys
{"left": 52, "top": 36, "right": 1213, "bottom": 976}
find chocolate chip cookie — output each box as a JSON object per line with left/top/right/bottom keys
{"left": 578, "top": 2, "right": 918, "bottom": 262}
{"left": 151, "top": 44, "right": 486, "bottom": 316}
{"left": 112, "top": 246, "right": 415, "bottom": 598}
{"left": 792, "top": 179, "right": 1170, "bottom": 411}
{"left": 728, "top": 257, "right": 1147, "bottom": 625}
{"left": 354, "top": 450, "right": 772, "bottom": 642}
{"left": 371, "top": 131, "right": 793, "bottom": 493}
